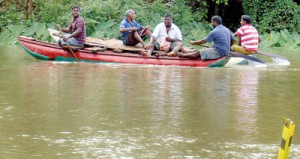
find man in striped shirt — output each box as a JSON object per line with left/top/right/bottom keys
{"left": 231, "top": 15, "right": 260, "bottom": 55}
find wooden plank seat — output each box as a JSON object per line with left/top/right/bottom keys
{"left": 85, "top": 37, "right": 198, "bottom": 56}
{"left": 84, "top": 47, "right": 106, "bottom": 53}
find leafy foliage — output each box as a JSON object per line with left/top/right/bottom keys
{"left": 0, "top": 0, "right": 300, "bottom": 49}
{"left": 242, "top": 0, "right": 300, "bottom": 33}
{"left": 260, "top": 30, "right": 300, "bottom": 48}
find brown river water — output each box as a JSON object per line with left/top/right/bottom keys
{"left": 0, "top": 44, "right": 300, "bottom": 158}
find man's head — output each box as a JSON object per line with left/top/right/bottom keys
{"left": 71, "top": 6, "right": 80, "bottom": 18}
{"left": 211, "top": 16, "right": 222, "bottom": 28}
{"left": 125, "top": 9, "right": 136, "bottom": 21}
{"left": 164, "top": 13, "right": 172, "bottom": 27}
{"left": 240, "top": 15, "right": 251, "bottom": 25}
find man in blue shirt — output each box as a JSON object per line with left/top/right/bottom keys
{"left": 119, "top": 9, "right": 152, "bottom": 48}
{"left": 178, "top": 16, "right": 235, "bottom": 60}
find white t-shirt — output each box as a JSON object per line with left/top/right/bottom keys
{"left": 152, "top": 22, "right": 182, "bottom": 43}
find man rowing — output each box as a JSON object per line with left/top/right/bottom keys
{"left": 177, "top": 16, "right": 235, "bottom": 60}
{"left": 56, "top": 5, "right": 86, "bottom": 47}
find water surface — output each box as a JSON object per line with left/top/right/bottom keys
{"left": 1, "top": 44, "right": 300, "bottom": 158}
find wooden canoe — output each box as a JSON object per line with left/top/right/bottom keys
{"left": 17, "top": 36, "right": 230, "bottom": 67}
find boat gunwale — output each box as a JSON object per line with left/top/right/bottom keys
{"left": 17, "top": 36, "right": 227, "bottom": 67}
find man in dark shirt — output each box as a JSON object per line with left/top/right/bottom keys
{"left": 57, "top": 5, "right": 86, "bottom": 47}
{"left": 178, "top": 16, "right": 235, "bottom": 60}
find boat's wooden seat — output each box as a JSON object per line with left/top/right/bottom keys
{"left": 84, "top": 47, "right": 106, "bottom": 53}
{"left": 85, "top": 37, "right": 198, "bottom": 56}
{"left": 86, "top": 38, "right": 144, "bottom": 53}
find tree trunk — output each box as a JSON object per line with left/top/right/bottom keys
{"left": 214, "top": 5, "right": 219, "bottom": 15}
{"left": 26, "top": 0, "right": 32, "bottom": 18}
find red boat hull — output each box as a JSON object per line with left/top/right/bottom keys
{"left": 17, "top": 36, "right": 227, "bottom": 67}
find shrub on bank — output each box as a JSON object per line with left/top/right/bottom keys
{"left": 0, "top": 0, "right": 300, "bottom": 49}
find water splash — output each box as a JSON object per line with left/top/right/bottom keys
{"left": 271, "top": 57, "right": 291, "bottom": 66}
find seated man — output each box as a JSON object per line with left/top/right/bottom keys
{"left": 57, "top": 5, "right": 86, "bottom": 47}
{"left": 119, "top": 9, "right": 151, "bottom": 48}
{"left": 231, "top": 15, "right": 260, "bottom": 55}
{"left": 177, "top": 16, "right": 235, "bottom": 60}
{"left": 144, "top": 13, "right": 183, "bottom": 56}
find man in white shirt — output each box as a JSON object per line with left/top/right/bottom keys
{"left": 143, "top": 13, "right": 183, "bottom": 56}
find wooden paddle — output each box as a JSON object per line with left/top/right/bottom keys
{"left": 235, "top": 36, "right": 284, "bottom": 60}
{"left": 256, "top": 51, "right": 288, "bottom": 60}
{"left": 229, "top": 51, "right": 265, "bottom": 64}
{"left": 52, "top": 32, "right": 79, "bottom": 62}
{"left": 199, "top": 44, "right": 265, "bottom": 64}
{"left": 65, "top": 41, "right": 79, "bottom": 62}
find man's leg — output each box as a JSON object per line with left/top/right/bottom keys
{"left": 133, "top": 31, "right": 146, "bottom": 48}
{"left": 140, "top": 27, "right": 152, "bottom": 39}
{"left": 141, "top": 47, "right": 153, "bottom": 56}
{"left": 126, "top": 30, "right": 146, "bottom": 48}
{"left": 167, "top": 42, "right": 183, "bottom": 57}
{"left": 67, "top": 38, "right": 84, "bottom": 47}
{"left": 142, "top": 41, "right": 159, "bottom": 56}
{"left": 231, "top": 45, "right": 253, "bottom": 55}
{"left": 199, "top": 48, "right": 220, "bottom": 60}
{"left": 178, "top": 48, "right": 220, "bottom": 60}
{"left": 177, "top": 51, "right": 200, "bottom": 59}
{"left": 59, "top": 38, "right": 66, "bottom": 46}
{"left": 134, "top": 27, "right": 153, "bottom": 49}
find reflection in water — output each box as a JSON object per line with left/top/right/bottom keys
{"left": 1, "top": 45, "right": 300, "bottom": 158}
{"left": 233, "top": 70, "right": 259, "bottom": 141}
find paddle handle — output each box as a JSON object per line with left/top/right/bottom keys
{"left": 65, "top": 42, "right": 79, "bottom": 62}
{"left": 199, "top": 44, "right": 210, "bottom": 48}
{"left": 53, "top": 31, "right": 79, "bottom": 62}
{"left": 52, "top": 33, "right": 63, "bottom": 38}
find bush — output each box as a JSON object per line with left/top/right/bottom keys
{"left": 1, "top": 0, "right": 300, "bottom": 49}
{"left": 242, "top": 0, "right": 300, "bottom": 33}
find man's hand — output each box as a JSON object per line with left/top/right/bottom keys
{"left": 62, "top": 35, "right": 69, "bottom": 42}
{"left": 144, "top": 25, "right": 150, "bottom": 29}
{"left": 146, "top": 43, "right": 154, "bottom": 49}
{"left": 56, "top": 24, "right": 62, "bottom": 32}
{"left": 131, "top": 27, "right": 138, "bottom": 31}
{"left": 188, "top": 41, "right": 196, "bottom": 45}
{"left": 165, "top": 36, "right": 172, "bottom": 42}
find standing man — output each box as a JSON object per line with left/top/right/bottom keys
{"left": 144, "top": 13, "right": 183, "bottom": 57}
{"left": 177, "top": 16, "right": 235, "bottom": 60}
{"left": 57, "top": 5, "right": 86, "bottom": 47}
{"left": 231, "top": 15, "right": 260, "bottom": 55}
{"left": 119, "top": 9, "right": 152, "bottom": 48}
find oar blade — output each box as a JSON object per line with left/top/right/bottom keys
{"left": 229, "top": 51, "right": 265, "bottom": 64}
{"left": 257, "top": 52, "right": 287, "bottom": 60}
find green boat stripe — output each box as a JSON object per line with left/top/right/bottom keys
{"left": 18, "top": 42, "right": 50, "bottom": 60}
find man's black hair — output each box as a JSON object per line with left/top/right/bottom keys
{"left": 241, "top": 15, "right": 251, "bottom": 24}
{"left": 211, "top": 15, "right": 222, "bottom": 25}
{"left": 72, "top": 5, "right": 80, "bottom": 11}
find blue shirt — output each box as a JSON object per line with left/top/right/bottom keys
{"left": 204, "top": 25, "right": 234, "bottom": 56}
{"left": 119, "top": 19, "right": 143, "bottom": 44}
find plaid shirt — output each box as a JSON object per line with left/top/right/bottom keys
{"left": 68, "top": 16, "right": 86, "bottom": 44}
